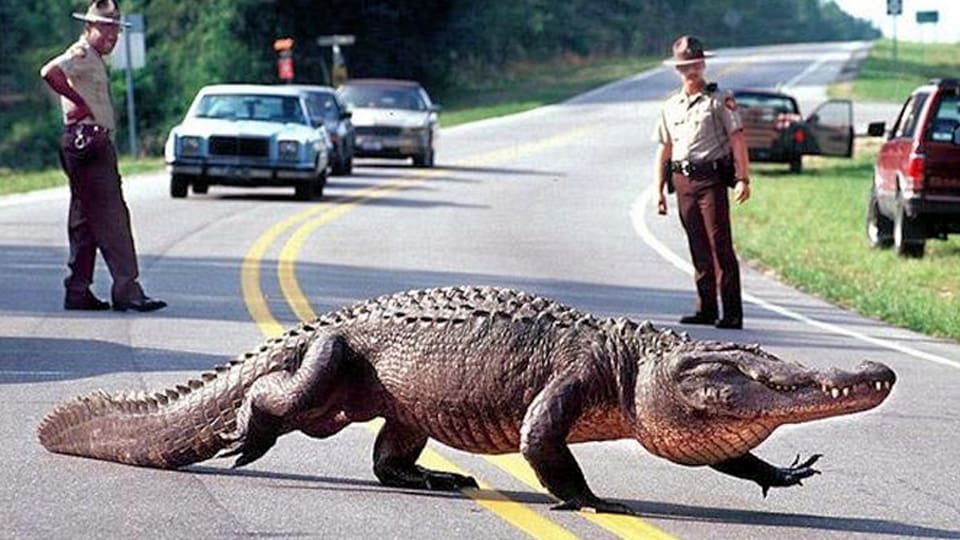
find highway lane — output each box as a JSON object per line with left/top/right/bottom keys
{"left": 1, "top": 41, "right": 958, "bottom": 539}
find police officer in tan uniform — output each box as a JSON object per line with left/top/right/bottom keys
{"left": 654, "top": 36, "right": 751, "bottom": 329}
{"left": 41, "top": 0, "right": 166, "bottom": 312}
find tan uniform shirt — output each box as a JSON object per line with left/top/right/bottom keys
{"left": 42, "top": 38, "right": 116, "bottom": 132}
{"left": 654, "top": 85, "right": 742, "bottom": 162}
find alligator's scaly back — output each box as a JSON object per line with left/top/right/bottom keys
{"left": 37, "top": 328, "right": 315, "bottom": 468}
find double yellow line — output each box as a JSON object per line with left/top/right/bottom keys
{"left": 240, "top": 130, "right": 677, "bottom": 540}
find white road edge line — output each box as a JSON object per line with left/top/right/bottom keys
{"left": 630, "top": 183, "right": 960, "bottom": 371}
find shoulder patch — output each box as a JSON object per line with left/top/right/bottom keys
{"left": 724, "top": 95, "right": 738, "bottom": 112}
{"left": 68, "top": 44, "right": 88, "bottom": 59}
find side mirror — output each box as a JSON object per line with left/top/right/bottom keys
{"left": 340, "top": 110, "right": 352, "bottom": 120}
{"left": 430, "top": 104, "right": 443, "bottom": 113}
{"left": 867, "top": 121, "right": 886, "bottom": 137}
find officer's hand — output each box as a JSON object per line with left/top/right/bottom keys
{"left": 734, "top": 180, "right": 751, "bottom": 204}
{"left": 657, "top": 192, "right": 668, "bottom": 215}
{"left": 66, "top": 102, "right": 93, "bottom": 124}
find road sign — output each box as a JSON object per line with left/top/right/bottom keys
{"left": 317, "top": 35, "right": 355, "bottom": 47}
{"left": 887, "top": 0, "right": 902, "bottom": 16}
{"left": 916, "top": 10, "right": 939, "bottom": 24}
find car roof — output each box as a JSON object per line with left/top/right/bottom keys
{"left": 340, "top": 78, "right": 423, "bottom": 89}
{"left": 732, "top": 89, "right": 794, "bottom": 99}
{"left": 284, "top": 84, "right": 337, "bottom": 94}
{"left": 197, "top": 84, "right": 306, "bottom": 97}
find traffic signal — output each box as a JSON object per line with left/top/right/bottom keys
{"left": 273, "top": 38, "right": 295, "bottom": 82}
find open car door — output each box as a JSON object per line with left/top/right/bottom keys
{"left": 804, "top": 99, "right": 854, "bottom": 157}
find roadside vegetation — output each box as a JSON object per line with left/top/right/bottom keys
{"left": 830, "top": 39, "right": 960, "bottom": 102}
{"left": 736, "top": 141, "right": 960, "bottom": 341}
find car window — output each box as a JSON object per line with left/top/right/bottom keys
{"left": 306, "top": 93, "right": 340, "bottom": 123}
{"left": 194, "top": 94, "right": 307, "bottom": 124}
{"left": 926, "top": 93, "right": 960, "bottom": 143}
{"left": 340, "top": 86, "right": 427, "bottom": 111}
{"left": 894, "top": 93, "right": 928, "bottom": 138}
{"left": 733, "top": 93, "right": 798, "bottom": 114}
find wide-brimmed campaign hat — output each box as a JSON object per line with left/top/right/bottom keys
{"left": 72, "top": 0, "right": 131, "bottom": 27}
{"left": 663, "top": 35, "right": 714, "bottom": 66}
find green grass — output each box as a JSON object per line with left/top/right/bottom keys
{"left": 829, "top": 39, "right": 960, "bottom": 102}
{"left": 0, "top": 156, "right": 165, "bottom": 197}
{"left": 734, "top": 144, "right": 960, "bottom": 340}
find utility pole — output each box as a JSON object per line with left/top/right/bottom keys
{"left": 887, "top": 0, "right": 901, "bottom": 65}
{"left": 316, "top": 35, "right": 355, "bottom": 87}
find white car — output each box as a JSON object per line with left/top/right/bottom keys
{"left": 164, "top": 84, "right": 330, "bottom": 200}
{"left": 338, "top": 79, "right": 440, "bottom": 167}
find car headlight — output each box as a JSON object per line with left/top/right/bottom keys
{"left": 179, "top": 136, "right": 202, "bottom": 157}
{"left": 402, "top": 126, "right": 427, "bottom": 137}
{"left": 278, "top": 140, "right": 300, "bottom": 161}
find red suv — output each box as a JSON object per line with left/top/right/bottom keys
{"left": 867, "top": 78, "right": 960, "bottom": 257}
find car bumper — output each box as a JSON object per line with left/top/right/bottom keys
{"left": 901, "top": 194, "right": 960, "bottom": 219}
{"left": 354, "top": 134, "right": 429, "bottom": 158}
{"left": 167, "top": 161, "right": 317, "bottom": 184}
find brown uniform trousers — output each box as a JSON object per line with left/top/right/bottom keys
{"left": 59, "top": 124, "right": 145, "bottom": 304}
{"left": 673, "top": 171, "right": 742, "bottom": 320}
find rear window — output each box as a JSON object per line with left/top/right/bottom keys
{"left": 926, "top": 93, "right": 960, "bottom": 143}
{"left": 733, "top": 93, "right": 798, "bottom": 114}
{"left": 340, "top": 86, "right": 427, "bottom": 111}
{"left": 894, "top": 93, "right": 928, "bottom": 138}
{"left": 193, "top": 94, "right": 307, "bottom": 124}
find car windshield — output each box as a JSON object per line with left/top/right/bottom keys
{"left": 340, "top": 86, "right": 427, "bottom": 111}
{"left": 927, "top": 94, "right": 960, "bottom": 143}
{"left": 734, "top": 93, "right": 799, "bottom": 114}
{"left": 192, "top": 94, "right": 308, "bottom": 124}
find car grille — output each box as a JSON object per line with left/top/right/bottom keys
{"left": 209, "top": 136, "right": 270, "bottom": 158}
{"left": 356, "top": 126, "right": 404, "bottom": 137}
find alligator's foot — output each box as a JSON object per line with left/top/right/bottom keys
{"left": 218, "top": 402, "right": 282, "bottom": 468}
{"left": 711, "top": 452, "right": 822, "bottom": 498}
{"left": 757, "top": 454, "right": 822, "bottom": 497}
{"left": 376, "top": 461, "right": 478, "bottom": 492}
{"left": 552, "top": 495, "right": 634, "bottom": 515}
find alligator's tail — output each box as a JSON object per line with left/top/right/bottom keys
{"left": 37, "top": 329, "right": 310, "bottom": 469}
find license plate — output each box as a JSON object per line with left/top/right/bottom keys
{"left": 359, "top": 139, "right": 383, "bottom": 151}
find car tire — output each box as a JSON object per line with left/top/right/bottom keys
{"left": 893, "top": 200, "right": 926, "bottom": 258}
{"left": 171, "top": 174, "right": 189, "bottom": 198}
{"left": 789, "top": 156, "right": 803, "bottom": 174}
{"left": 413, "top": 147, "right": 435, "bottom": 168}
{"left": 295, "top": 161, "right": 327, "bottom": 201}
{"left": 866, "top": 187, "right": 893, "bottom": 249}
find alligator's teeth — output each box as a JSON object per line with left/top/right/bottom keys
{"left": 821, "top": 385, "right": 829, "bottom": 394}
{"left": 884, "top": 381, "right": 892, "bottom": 390}
{"left": 830, "top": 388, "right": 840, "bottom": 399}
{"left": 842, "top": 387, "right": 850, "bottom": 397}
{"left": 875, "top": 381, "right": 883, "bottom": 391}
{"left": 791, "top": 385, "right": 798, "bottom": 391}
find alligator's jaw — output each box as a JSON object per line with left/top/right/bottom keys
{"left": 769, "top": 361, "right": 896, "bottom": 424}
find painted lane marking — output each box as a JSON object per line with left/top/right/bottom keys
{"left": 630, "top": 183, "right": 960, "bottom": 371}
{"left": 485, "top": 454, "right": 678, "bottom": 540}
{"left": 259, "top": 127, "right": 678, "bottom": 539}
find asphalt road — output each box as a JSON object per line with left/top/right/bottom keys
{"left": 2, "top": 41, "right": 957, "bottom": 540}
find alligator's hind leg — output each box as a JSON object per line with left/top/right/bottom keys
{"left": 372, "top": 420, "right": 478, "bottom": 491}
{"left": 222, "top": 332, "right": 348, "bottom": 467}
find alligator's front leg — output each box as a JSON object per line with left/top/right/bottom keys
{"left": 521, "top": 375, "right": 634, "bottom": 515}
{"left": 710, "top": 452, "right": 822, "bottom": 497}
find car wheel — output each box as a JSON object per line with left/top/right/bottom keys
{"left": 893, "top": 200, "right": 925, "bottom": 258}
{"left": 171, "top": 174, "right": 189, "bottom": 198}
{"left": 192, "top": 181, "right": 209, "bottom": 195}
{"left": 342, "top": 156, "right": 353, "bottom": 175}
{"left": 413, "top": 147, "right": 435, "bottom": 168}
{"left": 789, "top": 156, "right": 803, "bottom": 174}
{"left": 866, "top": 187, "right": 893, "bottom": 249}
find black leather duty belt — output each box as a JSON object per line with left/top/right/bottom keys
{"left": 670, "top": 158, "right": 726, "bottom": 177}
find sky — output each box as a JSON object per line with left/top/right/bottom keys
{"left": 832, "top": 0, "right": 959, "bottom": 43}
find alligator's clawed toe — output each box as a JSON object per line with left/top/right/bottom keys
{"left": 423, "top": 470, "right": 479, "bottom": 491}
{"left": 552, "top": 496, "right": 634, "bottom": 515}
{"left": 761, "top": 453, "right": 823, "bottom": 497}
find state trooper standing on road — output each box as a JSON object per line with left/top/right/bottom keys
{"left": 653, "top": 35, "right": 751, "bottom": 330}
{"left": 40, "top": 0, "right": 166, "bottom": 313}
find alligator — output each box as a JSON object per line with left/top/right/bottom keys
{"left": 38, "top": 286, "right": 896, "bottom": 514}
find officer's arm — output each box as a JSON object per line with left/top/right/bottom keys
{"left": 40, "top": 64, "right": 92, "bottom": 124}
{"left": 655, "top": 142, "right": 672, "bottom": 214}
{"left": 729, "top": 130, "right": 751, "bottom": 203}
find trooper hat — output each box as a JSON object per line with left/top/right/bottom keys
{"left": 663, "top": 35, "right": 714, "bottom": 66}
{"left": 72, "top": 0, "right": 131, "bottom": 27}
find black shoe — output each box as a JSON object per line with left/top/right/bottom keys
{"left": 112, "top": 297, "right": 167, "bottom": 312}
{"left": 715, "top": 317, "right": 743, "bottom": 330}
{"left": 64, "top": 292, "right": 110, "bottom": 311}
{"left": 679, "top": 312, "right": 718, "bottom": 325}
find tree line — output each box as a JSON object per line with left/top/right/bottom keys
{"left": 0, "top": 0, "right": 878, "bottom": 170}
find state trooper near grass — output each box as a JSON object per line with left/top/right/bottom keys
{"left": 653, "top": 35, "right": 751, "bottom": 330}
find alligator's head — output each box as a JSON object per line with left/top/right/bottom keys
{"left": 631, "top": 338, "right": 895, "bottom": 466}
